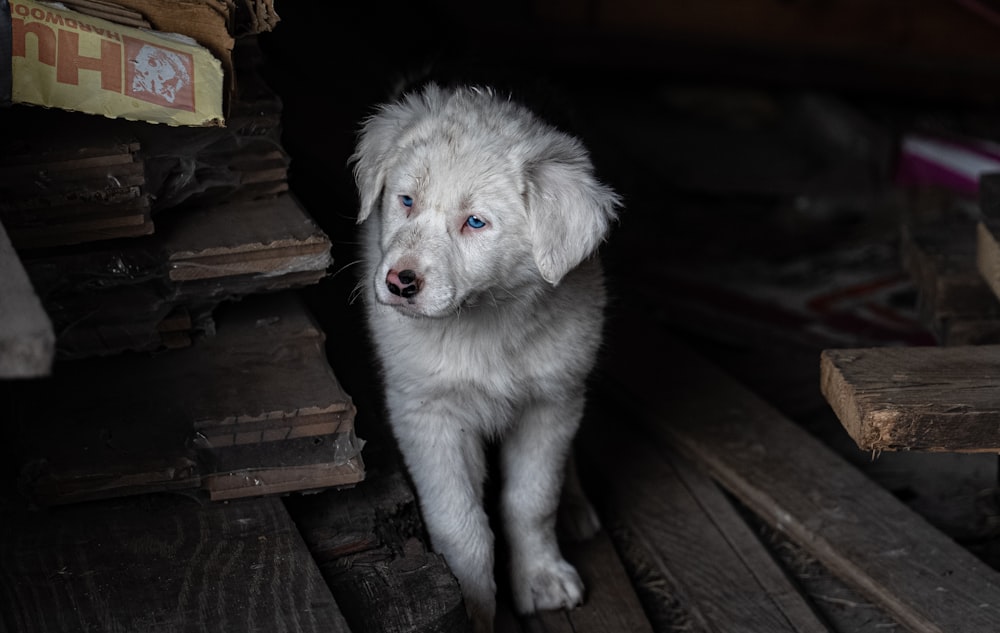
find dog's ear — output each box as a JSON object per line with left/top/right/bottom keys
{"left": 351, "top": 84, "right": 446, "bottom": 224}
{"left": 524, "top": 140, "right": 621, "bottom": 285}
{"left": 351, "top": 110, "right": 399, "bottom": 224}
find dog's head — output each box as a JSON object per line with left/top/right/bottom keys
{"left": 352, "top": 84, "right": 620, "bottom": 318}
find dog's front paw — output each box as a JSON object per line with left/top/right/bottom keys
{"left": 512, "top": 558, "right": 585, "bottom": 614}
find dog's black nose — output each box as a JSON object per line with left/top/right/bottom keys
{"left": 387, "top": 269, "right": 420, "bottom": 298}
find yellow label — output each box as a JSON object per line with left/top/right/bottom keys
{"left": 10, "top": 0, "right": 224, "bottom": 126}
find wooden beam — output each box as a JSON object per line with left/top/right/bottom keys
{"left": 602, "top": 305, "right": 1000, "bottom": 633}
{"left": 0, "top": 221, "right": 54, "bottom": 378}
{"left": 287, "top": 460, "right": 470, "bottom": 633}
{"left": 821, "top": 345, "right": 1000, "bottom": 453}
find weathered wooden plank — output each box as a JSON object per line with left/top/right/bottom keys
{"left": 976, "top": 219, "right": 1000, "bottom": 304}
{"left": 900, "top": 215, "right": 1000, "bottom": 344}
{"left": 0, "top": 493, "right": 350, "bottom": 633}
{"left": 323, "top": 538, "right": 469, "bottom": 633}
{"left": 164, "top": 194, "right": 331, "bottom": 281}
{"left": 603, "top": 306, "right": 1000, "bottom": 633}
{"left": 0, "top": 221, "right": 54, "bottom": 378}
{"left": 203, "top": 457, "right": 365, "bottom": 501}
{"left": 287, "top": 456, "right": 468, "bottom": 633}
{"left": 820, "top": 345, "right": 1000, "bottom": 452}
{"left": 979, "top": 174, "right": 1000, "bottom": 308}
{"left": 0, "top": 140, "right": 140, "bottom": 169}
{"left": 286, "top": 460, "right": 420, "bottom": 562}
{"left": 579, "top": 412, "right": 827, "bottom": 633}
{"left": 9, "top": 215, "right": 156, "bottom": 250}
{"left": 19, "top": 194, "right": 330, "bottom": 359}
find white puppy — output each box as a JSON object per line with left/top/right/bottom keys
{"left": 352, "top": 84, "right": 620, "bottom": 632}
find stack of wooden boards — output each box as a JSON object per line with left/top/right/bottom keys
{"left": 0, "top": 12, "right": 374, "bottom": 633}
{"left": 16, "top": 294, "right": 363, "bottom": 505}
{"left": 2, "top": 36, "right": 364, "bottom": 504}
{"left": 1, "top": 39, "right": 305, "bottom": 360}
{"left": 822, "top": 176, "right": 1000, "bottom": 453}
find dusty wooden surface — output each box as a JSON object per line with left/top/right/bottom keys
{"left": 0, "top": 221, "right": 54, "bottom": 378}
{"left": 164, "top": 194, "right": 331, "bottom": 282}
{"left": 579, "top": 411, "right": 827, "bottom": 633}
{"left": 604, "top": 303, "right": 1000, "bottom": 633}
{"left": 287, "top": 451, "right": 470, "bottom": 633}
{"left": 821, "top": 345, "right": 1000, "bottom": 452}
{"left": 0, "top": 493, "right": 350, "bottom": 633}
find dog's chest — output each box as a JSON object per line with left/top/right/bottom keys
{"left": 377, "top": 303, "right": 592, "bottom": 403}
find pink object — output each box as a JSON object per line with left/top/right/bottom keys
{"left": 895, "top": 134, "right": 1000, "bottom": 198}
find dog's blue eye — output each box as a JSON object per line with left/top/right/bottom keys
{"left": 400, "top": 195, "right": 413, "bottom": 208}
{"left": 465, "top": 215, "right": 486, "bottom": 229}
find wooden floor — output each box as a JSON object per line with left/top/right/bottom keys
{"left": 7, "top": 291, "right": 1000, "bottom": 632}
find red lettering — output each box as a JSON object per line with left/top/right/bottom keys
{"left": 11, "top": 18, "right": 56, "bottom": 66}
{"left": 56, "top": 30, "right": 121, "bottom": 92}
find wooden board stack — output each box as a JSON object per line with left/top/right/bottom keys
{"left": 1, "top": 9, "right": 366, "bottom": 633}
{"left": 17, "top": 292, "right": 363, "bottom": 505}
{"left": 901, "top": 219, "right": 1000, "bottom": 344}
{"left": 0, "top": 135, "right": 152, "bottom": 249}
{"left": 4, "top": 37, "right": 307, "bottom": 360}
{"left": 3, "top": 34, "right": 362, "bottom": 503}
{"left": 823, "top": 176, "right": 1000, "bottom": 453}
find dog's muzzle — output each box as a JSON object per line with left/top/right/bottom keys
{"left": 386, "top": 268, "right": 421, "bottom": 298}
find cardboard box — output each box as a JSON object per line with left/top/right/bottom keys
{"left": 4, "top": 0, "right": 224, "bottom": 126}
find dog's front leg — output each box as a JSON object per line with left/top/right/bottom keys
{"left": 501, "top": 398, "right": 586, "bottom": 614}
{"left": 391, "top": 403, "right": 497, "bottom": 632}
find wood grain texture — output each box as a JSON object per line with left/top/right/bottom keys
{"left": 604, "top": 305, "right": 1000, "bottom": 633}
{"left": 288, "top": 457, "right": 468, "bottom": 633}
{"left": 579, "top": 414, "right": 827, "bottom": 633}
{"left": 0, "top": 221, "right": 54, "bottom": 378}
{"left": 164, "top": 194, "right": 331, "bottom": 281}
{"left": 0, "top": 494, "right": 350, "bottom": 633}
{"left": 820, "top": 345, "right": 1000, "bottom": 452}
{"left": 321, "top": 539, "right": 469, "bottom": 633}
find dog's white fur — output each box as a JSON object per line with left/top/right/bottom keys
{"left": 352, "top": 84, "right": 620, "bottom": 632}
